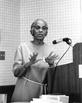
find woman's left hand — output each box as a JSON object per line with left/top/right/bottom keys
{"left": 45, "top": 51, "right": 59, "bottom": 67}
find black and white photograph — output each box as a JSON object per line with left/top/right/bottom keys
{"left": 0, "top": 0, "right": 81, "bottom": 103}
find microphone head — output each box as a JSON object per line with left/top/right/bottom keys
{"left": 52, "top": 40, "right": 57, "bottom": 44}
{"left": 63, "top": 38, "right": 72, "bottom": 45}
{"left": 52, "top": 37, "right": 72, "bottom": 45}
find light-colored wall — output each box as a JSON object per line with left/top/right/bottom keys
{"left": 81, "top": 0, "right": 82, "bottom": 40}
{"left": 0, "top": 0, "right": 81, "bottom": 85}
{"left": 20, "top": 0, "right": 80, "bottom": 65}
{"left": 0, "top": 0, "right": 20, "bottom": 85}
{"left": 20, "top": 0, "right": 80, "bottom": 44}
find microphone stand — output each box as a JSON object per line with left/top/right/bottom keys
{"left": 50, "top": 44, "right": 72, "bottom": 93}
{"left": 56, "top": 45, "right": 71, "bottom": 66}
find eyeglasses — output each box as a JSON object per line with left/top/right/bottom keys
{"left": 34, "top": 25, "right": 48, "bottom": 30}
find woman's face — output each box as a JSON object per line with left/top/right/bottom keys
{"left": 32, "top": 20, "right": 48, "bottom": 40}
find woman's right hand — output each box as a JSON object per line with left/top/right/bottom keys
{"left": 24, "top": 52, "right": 41, "bottom": 68}
{"left": 29, "top": 52, "right": 39, "bottom": 64}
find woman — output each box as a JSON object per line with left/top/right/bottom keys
{"left": 11, "top": 19, "right": 58, "bottom": 102}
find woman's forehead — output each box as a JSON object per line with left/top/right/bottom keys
{"left": 36, "top": 20, "right": 45, "bottom": 26}
{"left": 34, "top": 19, "right": 48, "bottom": 27}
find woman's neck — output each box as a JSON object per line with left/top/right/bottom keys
{"left": 31, "top": 39, "right": 44, "bottom": 45}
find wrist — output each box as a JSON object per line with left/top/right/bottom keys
{"left": 49, "top": 63, "right": 54, "bottom": 67}
{"left": 23, "top": 62, "right": 31, "bottom": 68}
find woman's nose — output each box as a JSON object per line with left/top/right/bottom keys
{"left": 39, "top": 28, "right": 43, "bottom": 32}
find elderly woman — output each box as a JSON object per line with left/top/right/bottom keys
{"left": 11, "top": 19, "right": 58, "bottom": 102}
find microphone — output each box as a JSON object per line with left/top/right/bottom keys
{"left": 51, "top": 38, "right": 72, "bottom": 93}
{"left": 52, "top": 37, "right": 72, "bottom": 45}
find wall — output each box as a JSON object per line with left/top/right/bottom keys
{"left": 0, "top": 0, "right": 81, "bottom": 85}
{"left": 81, "top": 0, "right": 82, "bottom": 41}
{"left": 0, "top": 0, "right": 20, "bottom": 85}
{"left": 20, "top": 0, "right": 80, "bottom": 66}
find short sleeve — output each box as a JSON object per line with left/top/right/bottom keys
{"left": 13, "top": 44, "right": 23, "bottom": 71}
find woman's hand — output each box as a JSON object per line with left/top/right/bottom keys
{"left": 29, "top": 52, "right": 39, "bottom": 65}
{"left": 24, "top": 52, "right": 41, "bottom": 68}
{"left": 45, "top": 51, "right": 59, "bottom": 67}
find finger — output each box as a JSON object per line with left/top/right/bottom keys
{"left": 50, "top": 54, "right": 59, "bottom": 59}
{"left": 33, "top": 52, "right": 38, "bottom": 58}
{"left": 47, "top": 56, "right": 59, "bottom": 62}
{"left": 30, "top": 54, "right": 33, "bottom": 58}
{"left": 29, "top": 54, "right": 35, "bottom": 61}
{"left": 52, "top": 56, "right": 59, "bottom": 61}
{"left": 29, "top": 57, "right": 31, "bottom": 61}
{"left": 33, "top": 52, "right": 36, "bottom": 56}
{"left": 29, "top": 54, "right": 33, "bottom": 60}
{"left": 33, "top": 59, "right": 42, "bottom": 64}
{"left": 33, "top": 52, "right": 38, "bottom": 55}
{"left": 53, "top": 55, "right": 59, "bottom": 59}
{"left": 35, "top": 53, "right": 38, "bottom": 57}
{"left": 31, "top": 53, "right": 38, "bottom": 61}
{"left": 48, "top": 51, "right": 54, "bottom": 57}
{"left": 50, "top": 57, "right": 59, "bottom": 61}
{"left": 35, "top": 59, "right": 41, "bottom": 63}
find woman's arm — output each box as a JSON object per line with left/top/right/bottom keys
{"left": 13, "top": 44, "right": 30, "bottom": 77}
{"left": 13, "top": 45, "right": 39, "bottom": 77}
{"left": 13, "top": 63, "right": 31, "bottom": 77}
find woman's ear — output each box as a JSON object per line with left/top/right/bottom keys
{"left": 45, "top": 30, "right": 48, "bottom": 36}
{"left": 30, "top": 29, "right": 34, "bottom": 36}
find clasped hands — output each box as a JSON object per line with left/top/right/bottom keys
{"left": 24, "top": 52, "right": 59, "bottom": 68}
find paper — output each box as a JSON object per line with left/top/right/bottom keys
{"left": 79, "top": 64, "right": 82, "bottom": 78}
{"left": 0, "top": 94, "right": 7, "bottom": 103}
{"left": 31, "top": 95, "right": 69, "bottom": 103}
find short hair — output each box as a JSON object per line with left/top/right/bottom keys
{"left": 31, "top": 19, "right": 48, "bottom": 29}
{"left": 30, "top": 19, "right": 48, "bottom": 36}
